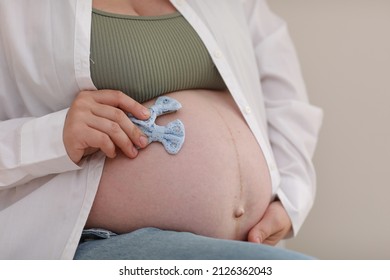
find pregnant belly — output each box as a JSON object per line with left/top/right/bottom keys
{"left": 85, "top": 89, "right": 272, "bottom": 241}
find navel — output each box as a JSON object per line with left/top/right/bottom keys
{"left": 234, "top": 207, "right": 245, "bottom": 219}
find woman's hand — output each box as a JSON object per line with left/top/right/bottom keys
{"left": 63, "top": 90, "right": 150, "bottom": 164}
{"left": 247, "top": 200, "right": 292, "bottom": 246}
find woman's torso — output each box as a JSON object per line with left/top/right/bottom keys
{"left": 86, "top": 1, "right": 272, "bottom": 241}
{"left": 86, "top": 89, "right": 272, "bottom": 240}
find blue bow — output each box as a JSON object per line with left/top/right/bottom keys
{"left": 128, "top": 96, "right": 185, "bottom": 155}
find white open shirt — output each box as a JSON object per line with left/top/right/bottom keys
{"left": 0, "top": 0, "right": 323, "bottom": 259}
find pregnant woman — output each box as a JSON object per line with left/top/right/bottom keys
{"left": 0, "top": 0, "right": 322, "bottom": 259}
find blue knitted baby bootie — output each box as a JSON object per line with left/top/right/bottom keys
{"left": 128, "top": 96, "right": 185, "bottom": 155}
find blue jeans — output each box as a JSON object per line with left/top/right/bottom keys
{"left": 74, "top": 227, "right": 313, "bottom": 260}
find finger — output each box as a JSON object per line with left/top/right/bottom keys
{"left": 247, "top": 222, "right": 270, "bottom": 244}
{"left": 86, "top": 113, "right": 139, "bottom": 158}
{"left": 248, "top": 223, "right": 283, "bottom": 246}
{"left": 84, "top": 127, "right": 117, "bottom": 159}
{"left": 90, "top": 103, "right": 149, "bottom": 150}
{"left": 93, "top": 90, "right": 150, "bottom": 120}
{"left": 248, "top": 201, "right": 292, "bottom": 246}
{"left": 66, "top": 123, "right": 117, "bottom": 161}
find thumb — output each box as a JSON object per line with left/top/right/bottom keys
{"left": 247, "top": 218, "right": 272, "bottom": 244}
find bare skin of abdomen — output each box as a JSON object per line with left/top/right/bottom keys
{"left": 86, "top": 89, "right": 272, "bottom": 241}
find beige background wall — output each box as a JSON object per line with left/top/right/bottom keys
{"left": 267, "top": 0, "right": 390, "bottom": 259}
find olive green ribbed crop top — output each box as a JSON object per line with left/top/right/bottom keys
{"left": 90, "top": 9, "right": 226, "bottom": 103}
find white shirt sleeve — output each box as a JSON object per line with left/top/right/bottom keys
{"left": 0, "top": 110, "right": 82, "bottom": 189}
{"left": 243, "top": 0, "right": 323, "bottom": 235}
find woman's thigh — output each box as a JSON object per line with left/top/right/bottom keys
{"left": 74, "top": 227, "right": 313, "bottom": 260}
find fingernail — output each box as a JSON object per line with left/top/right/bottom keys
{"left": 255, "top": 237, "right": 261, "bottom": 244}
{"left": 140, "top": 135, "right": 149, "bottom": 147}
{"left": 142, "top": 108, "right": 150, "bottom": 118}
